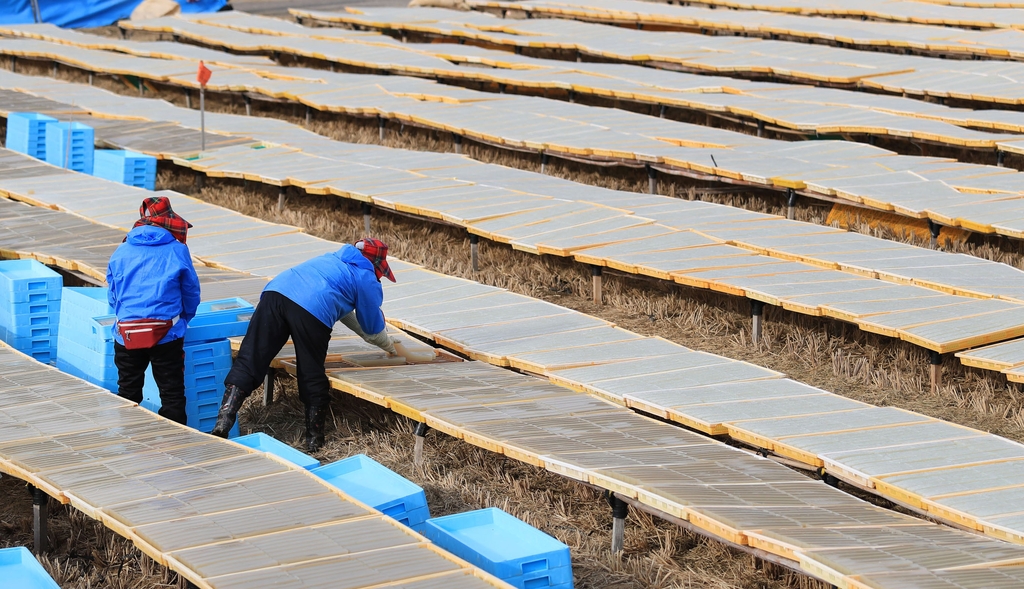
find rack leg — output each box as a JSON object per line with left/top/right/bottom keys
{"left": 607, "top": 493, "right": 628, "bottom": 553}
{"left": 263, "top": 368, "right": 276, "bottom": 406}
{"left": 413, "top": 422, "right": 430, "bottom": 466}
{"left": 750, "top": 299, "right": 765, "bottom": 344}
{"left": 470, "top": 233, "right": 480, "bottom": 272}
{"left": 929, "top": 350, "right": 942, "bottom": 394}
{"left": 32, "top": 486, "right": 47, "bottom": 555}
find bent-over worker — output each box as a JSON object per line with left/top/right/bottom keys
{"left": 211, "top": 238, "right": 398, "bottom": 451}
{"left": 107, "top": 196, "right": 200, "bottom": 425}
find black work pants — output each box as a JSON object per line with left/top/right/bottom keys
{"left": 225, "top": 290, "right": 333, "bottom": 409}
{"left": 114, "top": 337, "right": 187, "bottom": 425}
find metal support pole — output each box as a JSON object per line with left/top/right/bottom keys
{"left": 756, "top": 120, "right": 764, "bottom": 137}
{"left": 199, "top": 87, "right": 206, "bottom": 152}
{"left": 541, "top": 153, "right": 549, "bottom": 174}
{"left": 305, "top": 105, "right": 311, "bottom": 126}
{"left": 929, "top": 350, "right": 943, "bottom": 394}
{"left": 928, "top": 220, "right": 941, "bottom": 250}
{"left": 646, "top": 164, "right": 657, "bottom": 195}
{"left": 786, "top": 188, "right": 796, "bottom": 220}
{"left": 470, "top": 233, "right": 480, "bottom": 272}
{"left": 263, "top": 368, "right": 276, "bottom": 406}
{"left": 998, "top": 150, "right": 1006, "bottom": 168}
{"left": 413, "top": 421, "right": 430, "bottom": 466}
{"left": 277, "top": 188, "right": 286, "bottom": 213}
{"left": 607, "top": 492, "right": 628, "bottom": 553}
{"left": 750, "top": 299, "right": 765, "bottom": 344}
{"left": 378, "top": 115, "right": 385, "bottom": 142}
{"left": 244, "top": 94, "right": 252, "bottom": 116}
{"left": 454, "top": 133, "right": 463, "bottom": 155}
{"left": 362, "top": 202, "right": 372, "bottom": 236}
{"left": 32, "top": 486, "right": 47, "bottom": 555}
{"left": 591, "top": 265, "right": 603, "bottom": 305}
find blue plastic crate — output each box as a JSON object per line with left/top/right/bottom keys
{"left": 93, "top": 149, "right": 157, "bottom": 190}
{"left": 185, "top": 298, "right": 254, "bottom": 343}
{"left": 56, "top": 358, "right": 117, "bottom": 392}
{"left": 0, "top": 260, "right": 62, "bottom": 303}
{"left": 311, "top": 454, "right": 429, "bottom": 525}
{"left": 0, "top": 547, "right": 60, "bottom": 589}
{"left": 0, "top": 306, "right": 60, "bottom": 329}
{"left": 423, "top": 508, "right": 572, "bottom": 588}
{"left": 186, "top": 368, "right": 228, "bottom": 391}
{"left": 1, "top": 298, "right": 60, "bottom": 316}
{"left": 396, "top": 504, "right": 430, "bottom": 530}
{"left": 6, "top": 113, "right": 57, "bottom": 159}
{"left": 61, "top": 287, "right": 112, "bottom": 318}
{"left": 2, "top": 330, "right": 57, "bottom": 352}
{"left": 57, "top": 336, "right": 116, "bottom": 382}
{"left": 140, "top": 397, "right": 239, "bottom": 436}
{"left": 233, "top": 432, "right": 320, "bottom": 470}
{"left": 143, "top": 370, "right": 225, "bottom": 419}
{"left": 44, "top": 122, "right": 94, "bottom": 174}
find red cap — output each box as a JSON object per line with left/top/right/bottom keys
{"left": 356, "top": 238, "right": 396, "bottom": 283}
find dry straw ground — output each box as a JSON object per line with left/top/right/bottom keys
{"left": 3, "top": 54, "right": 1024, "bottom": 589}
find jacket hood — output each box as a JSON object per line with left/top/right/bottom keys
{"left": 334, "top": 244, "right": 374, "bottom": 272}
{"left": 126, "top": 225, "right": 177, "bottom": 246}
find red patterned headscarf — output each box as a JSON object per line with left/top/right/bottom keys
{"left": 131, "top": 196, "right": 192, "bottom": 244}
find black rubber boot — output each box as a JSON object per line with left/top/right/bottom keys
{"left": 210, "top": 384, "right": 247, "bottom": 438}
{"left": 305, "top": 404, "right": 328, "bottom": 453}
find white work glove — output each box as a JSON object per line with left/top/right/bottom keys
{"left": 340, "top": 311, "right": 397, "bottom": 355}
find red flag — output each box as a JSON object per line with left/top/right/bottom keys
{"left": 197, "top": 61, "right": 212, "bottom": 87}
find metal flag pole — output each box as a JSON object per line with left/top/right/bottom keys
{"left": 200, "top": 86, "right": 205, "bottom": 152}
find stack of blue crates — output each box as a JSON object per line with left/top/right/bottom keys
{"left": 44, "top": 121, "right": 94, "bottom": 174}
{"left": 0, "top": 547, "right": 60, "bottom": 589}
{"left": 311, "top": 454, "right": 430, "bottom": 531}
{"left": 424, "top": 508, "right": 574, "bottom": 589}
{"left": 140, "top": 297, "right": 253, "bottom": 435}
{"left": 55, "top": 287, "right": 116, "bottom": 391}
{"left": 5, "top": 112, "right": 57, "bottom": 159}
{"left": 0, "top": 260, "right": 61, "bottom": 364}
{"left": 233, "top": 432, "right": 320, "bottom": 469}
{"left": 93, "top": 149, "right": 157, "bottom": 190}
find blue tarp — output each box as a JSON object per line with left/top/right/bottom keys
{"left": 0, "top": 0, "right": 228, "bottom": 29}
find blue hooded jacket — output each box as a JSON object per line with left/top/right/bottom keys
{"left": 265, "top": 245, "right": 386, "bottom": 334}
{"left": 106, "top": 225, "right": 201, "bottom": 345}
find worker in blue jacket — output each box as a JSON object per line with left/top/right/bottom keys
{"left": 212, "top": 238, "right": 397, "bottom": 451}
{"left": 107, "top": 197, "right": 200, "bottom": 425}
